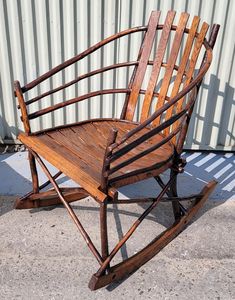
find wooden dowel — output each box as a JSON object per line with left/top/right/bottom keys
{"left": 108, "top": 124, "right": 182, "bottom": 175}
{"left": 19, "top": 170, "right": 62, "bottom": 202}
{"left": 111, "top": 194, "right": 202, "bottom": 204}
{"left": 101, "top": 128, "right": 118, "bottom": 191}
{"left": 20, "top": 61, "right": 177, "bottom": 109}
{"left": 24, "top": 62, "right": 139, "bottom": 107}
{"left": 139, "top": 89, "right": 171, "bottom": 101}
{"left": 110, "top": 51, "right": 212, "bottom": 152}
{"left": 109, "top": 157, "right": 172, "bottom": 185}
{"left": 28, "top": 89, "right": 130, "bottom": 120}
{"left": 22, "top": 26, "right": 147, "bottom": 92}
{"left": 96, "top": 175, "right": 175, "bottom": 276}
{"left": 110, "top": 110, "right": 186, "bottom": 163}
{"left": 14, "top": 81, "right": 31, "bottom": 134}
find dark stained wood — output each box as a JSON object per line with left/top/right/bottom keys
{"left": 22, "top": 26, "right": 147, "bottom": 92}
{"left": 18, "top": 120, "right": 174, "bottom": 192}
{"left": 89, "top": 180, "right": 217, "bottom": 290}
{"left": 14, "top": 81, "right": 31, "bottom": 134}
{"left": 125, "top": 11, "right": 161, "bottom": 120}
{"left": 153, "top": 12, "right": 189, "bottom": 126}
{"left": 24, "top": 62, "right": 139, "bottom": 107}
{"left": 28, "top": 89, "right": 130, "bottom": 120}
{"left": 13, "top": 10, "right": 219, "bottom": 291}
{"left": 164, "top": 16, "right": 200, "bottom": 135}
{"left": 101, "top": 128, "right": 118, "bottom": 192}
{"left": 140, "top": 10, "right": 176, "bottom": 122}
{"left": 15, "top": 187, "right": 89, "bottom": 209}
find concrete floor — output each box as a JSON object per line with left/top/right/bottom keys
{"left": 0, "top": 151, "right": 234, "bottom": 299}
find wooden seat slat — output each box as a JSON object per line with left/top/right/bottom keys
{"left": 46, "top": 130, "right": 103, "bottom": 169}
{"left": 60, "top": 127, "right": 106, "bottom": 162}
{"left": 19, "top": 120, "right": 174, "bottom": 198}
{"left": 18, "top": 132, "right": 107, "bottom": 202}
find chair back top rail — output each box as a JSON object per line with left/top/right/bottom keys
{"left": 20, "top": 22, "right": 203, "bottom": 94}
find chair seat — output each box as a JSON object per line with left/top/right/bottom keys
{"left": 19, "top": 119, "right": 174, "bottom": 200}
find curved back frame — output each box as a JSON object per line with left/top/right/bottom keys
{"left": 15, "top": 11, "right": 219, "bottom": 156}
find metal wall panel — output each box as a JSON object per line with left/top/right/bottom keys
{"left": 0, "top": 0, "right": 234, "bottom": 150}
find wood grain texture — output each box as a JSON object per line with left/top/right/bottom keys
{"left": 125, "top": 11, "right": 161, "bottom": 120}
{"left": 172, "top": 21, "right": 209, "bottom": 135}
{"left": 89, "top": 180, "right": 217, "bottom": 290}
{"left": 153, "top": 12, "right": 189, "bottom": 126}
{"left": 19, "top": 120, "right": 174, "bottom": 193}
{"left": 13, "top": 10, "right": 219, "bottom": 291}
{"left": 14, "top": 81, "right": 31, "bottom": 134}
{"left": 164, "top": 16, "right": 200, "bottom": 135}
{"left": 140, "top": 11, "right": 176, "bottom": 122}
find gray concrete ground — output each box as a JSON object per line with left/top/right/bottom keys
{"left": 0, "top": 151, "right": 234, "bottom": 299}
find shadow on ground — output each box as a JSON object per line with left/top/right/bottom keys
{"left": 0, "top": 151, "right": 234, "bottom": 294}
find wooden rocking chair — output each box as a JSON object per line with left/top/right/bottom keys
{"left": 14, "top": 11, "right": 220, "bottom": 290}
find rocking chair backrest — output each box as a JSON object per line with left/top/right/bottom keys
{"left": 122, "top": 11, "right": 212, "bottom": 140}
{"left": 15, "top": 10, "right": 219, "bottom": 155}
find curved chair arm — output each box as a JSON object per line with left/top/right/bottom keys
{"left": 109, "top": 46, "right": 212, "bottom": 153}
{"left": 22, "top": 26, "right": 147, "bottom": 93}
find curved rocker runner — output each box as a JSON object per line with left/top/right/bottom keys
{"left": 14, "top": 11, "right": 220, "bottom": 290}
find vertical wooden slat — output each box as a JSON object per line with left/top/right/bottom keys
{"left": 176, "top": 22, "right": 209, "bottom": 112}
{"left": 124, "top": 10, "right": 161, "bottom": 121}
{"left": 120, "top": 29, "right": 148, "bottom": 119}
{"left": 164, "top": 16, "right": 200, "bottom": 135}
{"left": 152, "top": 12, "right": 190, "bottom": 127}
{"left": 140, "top": 10, "right": 176, "bottom": 122}
{"left": 171, "top": 21, "right": 209, "bottom": 140}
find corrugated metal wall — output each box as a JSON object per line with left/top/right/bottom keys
{"left": 0, "top": 0, "right": 234, "bottom": 150}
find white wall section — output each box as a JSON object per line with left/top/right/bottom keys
{"left": 0, "top": 0, "right": 234, "bottom": 150}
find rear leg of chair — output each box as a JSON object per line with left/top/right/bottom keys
{"left": 100, "top": 202, "right": 110, "bottom": 272}
{"left": 170, "top": 170, "right": 182, "bottom": 220}
{"left": 29, "top": 151, "right": 39, "bottom": 194}
{"left": 155, "top": 170, "right": 182, "bottom": 220}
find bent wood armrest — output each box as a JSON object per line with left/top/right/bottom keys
{"left": 22, "top": 26, "right": 147, "bottom": 93}
{"left": 109, "top": 49, "right": 211, "bottom": 154}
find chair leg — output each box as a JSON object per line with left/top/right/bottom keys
{"left": 89, "top": 180, "right": 217, "bottom": 290}
{"left": 15, "top": 150, "right": 89, "bottom": 209}
{"left": 155, "top": 171, "right": 182, "bottom": 220}
{"left": 28, "top": 151, "right": 39, "bottom": 193}
{"left": 100, "top": 202, "right": 110, "bottom": 272}
{"left": 170, "top": 170, "right": 182, "bottom": 220}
